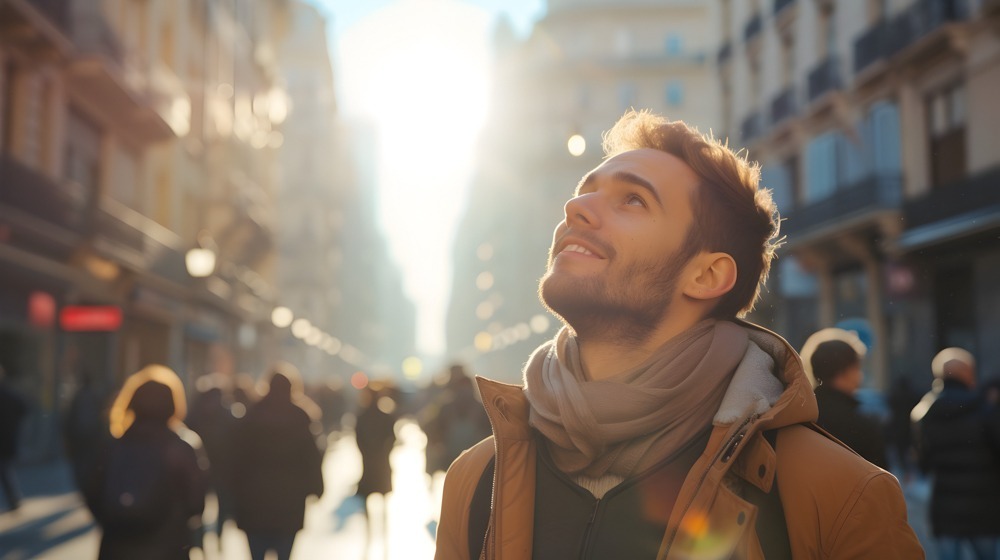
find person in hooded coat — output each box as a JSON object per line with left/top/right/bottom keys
{"left": 913, "top": 348, "right": 1000, "bottom": 560}
{"left": 230, "top": 363, "right": 324, "bottom": 560}
{"left": 84, "top": 365, "right": 208, "bottom": 560}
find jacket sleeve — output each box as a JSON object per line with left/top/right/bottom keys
{"left": 828, "top": 472, "right": 924, "bottom": 559}
{"left": 435, "top": 438, "right": 495, "bottom": 560}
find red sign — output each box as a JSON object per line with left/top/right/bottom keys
{"left": 59, "top": 306, "right": 123, "bottom": 332}
{"left": 28, "top": 291, "right": 56, "bottom": 329}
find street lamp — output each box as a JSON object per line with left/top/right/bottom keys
{"left": 185, "top": 247, "right": 216, "bottom": 278}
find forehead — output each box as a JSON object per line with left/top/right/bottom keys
{"left": 585, "top": 148, "right": 700, "bottom": 199}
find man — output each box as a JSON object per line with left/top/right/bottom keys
{"left": 435, "top": 111, "right": 922, "bottom": 559}
{"left": 912, "top": 348, "right": 1000, "bottom": 560}
{"left": 800, "top": 328, "right": 888, "bottom": 468}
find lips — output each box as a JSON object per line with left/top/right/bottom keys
{"left": 555, "top": 235, "right": 608, "bottom": 259}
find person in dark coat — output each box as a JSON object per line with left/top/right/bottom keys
{"left": 0, "top": 365, "right": 28, "bottom": 511}
{"left": 84, "top": 365, "right": 208, "bottom": 560}
{"left": 912, "top": 347, "right": 1000, "bottom": 560}
{"left": 354, "top": 381, "right": 399, "bottom": 553}
{"left": 230, "top": 363, "right": 324, "bottom": 560}
{"left": 62, "top": 369, "right": 112, "bottom": 493}
{"left": 186, "top": 379, "right": 238, "bottom": 548}
{"left": 355, "top": 382, "right": 398, "bottom": 499}
{"left": 801, "top": 328, "right": 888, "bottom": 468}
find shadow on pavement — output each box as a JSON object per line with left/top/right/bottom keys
{"left": 0, "top": 506, "right": 94, "bottom": 560}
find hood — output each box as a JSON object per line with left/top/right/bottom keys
{"left": 714, "top": 320, "right": 819, "bottom": 430}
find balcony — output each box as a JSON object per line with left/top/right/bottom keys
{"left": 854, "top": 0, "right": 969, "bottom": 75}
{"left": 904, "top": 165, "right": 1000, "bottom": 231}
{"left": 782, "top": 174, "right": 902, "bottom": 240}
{"left": 807, "top": 57, "right": 842, "bottom": 103}
{"left": 0, "top": 154, "right": 89, "bottom": 236}
{"left": 744, "top": 13, "right": 762, "bottom": 43}
{"left": 740, "top": 111, "right": 765, "bottom": 144}
{"left": 770, "top": 87, "right": 797, "bottom": 126}
{"left": 92, "top": 196, "right": 183, "bottom": 272}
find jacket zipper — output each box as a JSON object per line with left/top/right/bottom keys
{"left": 660, "top": 413, "right": 758, "bottom": 556}
{"left": 578, "top": 497, "right": 602, "bottom": 557}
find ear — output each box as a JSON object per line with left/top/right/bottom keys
{"left": 681, "top": 252, "right": 737, "bottom": 302}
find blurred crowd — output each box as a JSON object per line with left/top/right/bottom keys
{"left": 0, "top": 359, "right": 491, "bottom": 560}
{"left": 2, "top": 332, "right": 999, "bottom": 559}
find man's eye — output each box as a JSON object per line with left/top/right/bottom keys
{"left": 625, "top": 194, "right": 646, "bottom": 207}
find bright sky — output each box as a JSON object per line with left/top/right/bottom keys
{"left": 308, "top": 0, "right": 545, "bottom": 359}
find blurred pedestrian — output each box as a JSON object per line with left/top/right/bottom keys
{"left": 62, "top": 369, "right": 111, "bottom": 492}
{"left": 886, "top": 375, "right": 922, "bottom": 479}
{"left": 801, "top": 328, "right": 888, "bottom": 468}
{"left": 912, "top": 348, "right": 1000, "bottom": 560}
{"left": 0, "top": 364, "right": 28, "bottom": 511}
{"left": 187, "top": 374, "right": 238, "bottom": 549}
{"left": 84, "top": 365, "right": 208, "bottom": 560}
{"left": 355, "top": 381, "right": 399, "bottom": 555}
{"left": 230, "top": 363, "right": 324, "bottom": 560}
{"left": 420, "top": 364, "right": 490, "bottom": 477}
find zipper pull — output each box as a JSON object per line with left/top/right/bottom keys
{"left": 721, "top": 432, "right": 745, "bottom": 463}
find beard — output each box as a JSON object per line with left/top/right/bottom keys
{"left": 538, "top": 248, "right": 690, "bottom": 345}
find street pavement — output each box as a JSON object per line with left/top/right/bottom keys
{"left": 0, "top": 419, "right": 442, "bottom": 560}
{"left": 1, "top": 419, "right": 937, "bottom": 560}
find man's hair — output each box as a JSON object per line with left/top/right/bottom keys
{"left": 602, "top": 110, "right": 780, "bottom": 318}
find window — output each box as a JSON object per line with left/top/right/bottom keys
{"left": 780, "top": 34, "right": 794, "bottom": 87}
{"left": 761, "top": 164, "right": 793, "bottom": 212}
{"left": 778, "top": 256, "right": 818, "bottom": 298}
{"left": 804, "top": 132, "right": 837, "bottom": 202}
{"left": 818, "top": 3, "right": 836, "bottom": 58}
{"left": 64, "top": 109, "right": 102, "bottom": 192}
{"left": 927, "top": 83, "right": 966, "bottom": 187}
{"left": 110, "top": 146, "right": 140, "bottom": 208}
{"left": 748, "top": 52, "right": 761, "bottom": 106}
{"left": 665, "top": 34, "right": 683, "bottom": 57}
{"left": 665, "top": 80, "right": 684, "bottom": 107}
{"left": 869, "top": 101, "right": 901, "bottom": 174}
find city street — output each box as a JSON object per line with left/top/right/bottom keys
{"left": 0, "top": 419, "right": 442, "bottom": 560}
{"left": 0, "top": 417, "right": 940, "bottom": 560}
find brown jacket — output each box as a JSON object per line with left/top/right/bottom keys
{"left": 435, "top": 324, "right": 923, "bottom": 559}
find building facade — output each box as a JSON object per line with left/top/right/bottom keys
{"left": 0, "top": 0, "right": 290, "bottom": 459}
{"left": 718, "top": 0, "right": 1000, "bottom": 389}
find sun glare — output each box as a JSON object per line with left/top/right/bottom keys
{"left": 339, "top": 0, "right": 494, "bottom": 357}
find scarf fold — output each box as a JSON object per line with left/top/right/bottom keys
{"left": 523, "top": 319, "right": 748, "bottom": 478}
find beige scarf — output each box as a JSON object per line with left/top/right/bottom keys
{"left": 523, "top": 319, "right": 749, "bottom": 478}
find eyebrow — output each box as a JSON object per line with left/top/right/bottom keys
{"left": 577, "top": 170, "right": 662, "bottom": 207}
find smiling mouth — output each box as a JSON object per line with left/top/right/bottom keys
{"left": 562, "top": 243, "right": 596, "bottom": 256}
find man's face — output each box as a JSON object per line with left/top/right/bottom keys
{"left": 538, "top": 148, "right": 700, "bottom": 340}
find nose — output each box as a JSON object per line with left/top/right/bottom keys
{"left": 564, "top": 192, "right": 600, "bottom": 228}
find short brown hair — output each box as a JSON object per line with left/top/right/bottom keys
{"left": 602, "top": 110, "right": 780, "bottom": 318}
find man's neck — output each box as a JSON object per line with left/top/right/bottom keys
{"left": 576, "top": 317, "right": 702, "bottom": 381}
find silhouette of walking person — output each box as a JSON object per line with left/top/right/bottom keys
{"left": 355, "top": 382, "right": 398, "bottom": 559}
{"left": 231, "top": 363, "right": 324, "bottom": 560}
{"left": 84, "top": 364, "right": 208, "bottom": 560}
